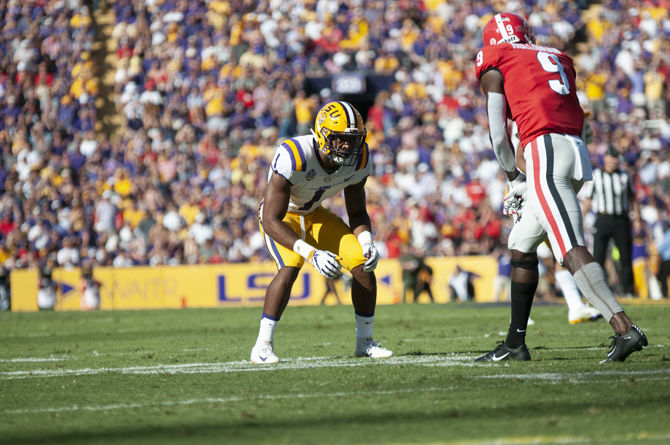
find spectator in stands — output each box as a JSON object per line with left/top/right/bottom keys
{"left": 0, "top": 0, "right": 665, "bottom": 293}
{"left": 658, "top": 223, "right": 670, "bottom": 299}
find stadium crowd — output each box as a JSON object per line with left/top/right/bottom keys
{"left": 0, "top": 0, "right": 668, "bottom": 297}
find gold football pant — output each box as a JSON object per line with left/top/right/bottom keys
{"left": 259, "top": 205, "right": 366, "bottom": 272}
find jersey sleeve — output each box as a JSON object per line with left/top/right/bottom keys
{"left": 270, "top": 139, "right": 307, "bottom": 184}
{"left": 270, "top": 147, "right": 294, "bottom": 183}
{"left": 474, "top": 47, "right": 499, "bottom": 81}
{"left": 581, "top": 177, "right": 594, "bottom": 199}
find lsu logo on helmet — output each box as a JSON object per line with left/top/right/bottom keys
{"left": 313, "top": 101, "right": 366, "bottom": 167}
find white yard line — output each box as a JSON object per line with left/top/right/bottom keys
{"left": 476, "top": 368, "right": 670, "bottom": 381}
{"left": 0, "top": 355, "right": 471, "bottom": 379}
{"left": 0, "top": 356, "right": 70, "bottom": 363}
{"left": 2, "top": 354, "right": 668, "bottom": 384}
{"left": 437, "top": 433, "right": 670, "bottom": 445}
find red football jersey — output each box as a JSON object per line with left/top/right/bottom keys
{"left": 475, "top": 42, "right": 584, "bottom": 149}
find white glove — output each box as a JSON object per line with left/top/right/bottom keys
{"left": 293, "top": 239, "right": 342, "bottom": 278}
{"left": 361, "top": 243, "right": 379, "bottom": 272}
{"left": 357, "top": 231, "right": 378, "bottom": 272}
{"left": 503, "top": 174, "right": 527, "bottom": 218}
{"left": 308, "top": 249, "right": 342, "bottom": 278}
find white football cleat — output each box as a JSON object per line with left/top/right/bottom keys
{"left": 569, "top": 305, "right": 603, "bottom": 324}
{"left": 250, "top": 341, "right": 279, "bottom": 364}
{"left": 355, "top": 339, "right": 393, "bottom": 358}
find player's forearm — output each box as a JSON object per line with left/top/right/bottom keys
{"left": 487, "top": 92, "right": 517, "bottom": 175}
{"left": 346, "top": 195, "right": 372, "bottom": 236}
{"left": 489, "top": 132, "right": 516, "bottom": 175}
{"left": 349, "top": 213, "right": 372, "bottom": 238}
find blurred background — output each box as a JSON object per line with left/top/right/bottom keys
{"left": 0, "top": 0, "right": 668, "bottom": 310}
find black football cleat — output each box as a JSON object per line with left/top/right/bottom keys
{"left": 600, "top": 324, "right": 648, "bottom": 364}
{"left": 475, "top": 341, "right": 531, "bottom": 362}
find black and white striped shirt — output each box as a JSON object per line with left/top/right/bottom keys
{"left": 586, "top": 169, "right": 635, "bottom": 216}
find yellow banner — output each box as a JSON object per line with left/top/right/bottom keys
{"left": 10, "top": 256, "right": 499, "bottom": 312}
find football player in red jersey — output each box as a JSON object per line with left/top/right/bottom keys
{"left": 474, "top": 12, "right": 647, "bottom": 363}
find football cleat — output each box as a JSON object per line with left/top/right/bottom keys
{"left": 475, "top": 341, "right": 531, "bottom": 362}
{"left": 355, "top": 339, "right": 393, "bottom": 358}
{"left": 569, "top": 306, "right": 603, "bottom": 324}
{"left": 250, "top": 341, "right": 279, "bottom": 364}
{"left": 600, "top": 324, "right": 648, "bottom": 364}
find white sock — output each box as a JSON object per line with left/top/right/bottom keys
{"left": 355, "top": 313, "right": 374, "bottom": 340}
{"left": 256, "top": 315, "right": 278, "bottom": 345}
{"left": 555, "top": 269, "right": 584, "bottom": 312}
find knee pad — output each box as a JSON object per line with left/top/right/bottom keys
{"left": 511, "top": 257, "right": 539, "bottom": 270}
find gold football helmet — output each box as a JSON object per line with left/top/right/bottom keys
{"left": 312, "top": 101, "right": 367, "bottom": 167}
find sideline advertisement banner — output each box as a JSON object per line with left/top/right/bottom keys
{"left": 10, "top": 257, "right": 498, "bottom": 312}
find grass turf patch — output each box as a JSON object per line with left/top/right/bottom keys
{"left": 1, "top": 303, "right": 669, "bottom": 444}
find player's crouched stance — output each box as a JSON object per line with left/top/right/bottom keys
{"left": 250, "top": 101, "right": 393, "bottom": 364}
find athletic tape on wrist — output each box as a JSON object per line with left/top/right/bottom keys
{"left": 357, "top": 231, "right": 373, "bottom": 246}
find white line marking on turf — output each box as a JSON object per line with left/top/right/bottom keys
{"left": 1, "top": 344, "right": 662, "bottom": 366}
{"left": 2, "top": 353, "right": 668, "bottom": 384}
{"left": 439, "top": 432, "right": 670, "bottom": 444}
{"left": 0, "top": 355, "right": 473, "bottom": 379}
{"left": 0, "top": 356, "right": 69, "bottom": 363}
{"left": 477, "top": 368, "right": 670, "bottom": 381}
{"left": 2, "top": 386, "right": 455, "bottom": 415}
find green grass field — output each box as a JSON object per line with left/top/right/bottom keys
{"left": 1, "top": 302, "right": 669, "bottom": 445}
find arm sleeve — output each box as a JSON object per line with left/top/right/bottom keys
{"left": 581, "top": 177, "right": 594, "bottom": 199}
{"left": 486, "top": 92, "right": 516, "bottom": 173}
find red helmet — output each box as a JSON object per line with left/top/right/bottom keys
{"left": 482, "top": 12, "right": 535, "bottom": 47}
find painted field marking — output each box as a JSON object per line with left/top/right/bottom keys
{"left": 0, "top": 343, "right": 662, "bottom": 364}
{"left": 0, "top": 355, "right": 473, "bottom": 379}
{"left": 436, "top": 432, "right": 670, "bottom": 445}
{"left": 476, "top": 368, "right": 670, "bottom": 381}
{"left": 0, "top": 356, "right": 70, "bottom": 363}
{"left": 2, "top": 353, "right": 668, "bottom": 383}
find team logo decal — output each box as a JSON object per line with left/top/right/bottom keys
{"left": 306, "top": 169, "right": 316, "bottom": 181}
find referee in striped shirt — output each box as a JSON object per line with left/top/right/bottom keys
{"left": 583, "top": 146, "right": 641, "bottom": 297}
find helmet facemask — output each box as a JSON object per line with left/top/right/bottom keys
{"left": 319, "top": 127, "right": 366, "bottom": 167}
{"left": 313, "top": 101, "right": 367, "bottom": 167}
